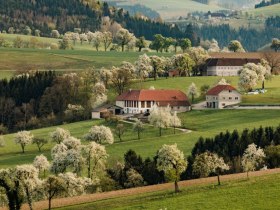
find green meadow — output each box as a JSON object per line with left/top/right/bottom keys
{"left": 59, "top": 173, "right": 280, "bottom": 210}
{"left": 1, "top": 109, "right": 280, "bottom": 169}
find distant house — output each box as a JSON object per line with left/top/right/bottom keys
{"left": 205, "top": 58, "right": 261, "bottom": 76}
{"left": 116, "top": 89, "right": 191, "bottom": 114}
{"left": 206, "top": 85, "right": 241, "bottom": 109}
{"left": 92, "top": 104, "right": 123, "bottom": 119}
{"left": 169, "top": 69, "right": 180, "bottom": 77}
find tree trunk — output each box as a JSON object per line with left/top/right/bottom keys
{"left": 247, "top": 171, "right": 249, "bottom": 180}
{"left": 122, "top": 44, "right": 124, "bottom": 52}
{"left": 217, "top": 174, "right": 221, "bottom": 185}
{"left": 159, "top": 127, "right": 162, "bottom": 137}
{"left": 262, "top": 80, "right": 265, "bottom": 89}
{"left": 48, "top": 198, "right": 52, "bottom": 210}
{"left": 88, "top": 158, "right": 91, "bottom": 179}
{"left": 174, "top": 126, "right": 176, "bottom": 134}
{"left": 138, "top": 130, "right": 140, "bottom": 140}
{"left": 192, "top": 94, "right": 194, "bottom": 103}
{"left": 21, "top": 144, "right": 25, "bottom": 153}
{"left": 174, "top": 180, "right": 179, "bottom": 193}
{"left": 26, "top": 188, "right": 33, "bottom": 210}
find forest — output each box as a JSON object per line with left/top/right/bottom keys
{"left": 0, "top": 0, "right": 183, "bottom": 40}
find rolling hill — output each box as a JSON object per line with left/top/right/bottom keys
{"left": 246, "top": 3, "right": 280, "bottom": 17}
{"left": 106, "top": 0, "right": 227, "bottom": 19}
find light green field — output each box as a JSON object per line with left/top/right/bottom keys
{"left": 246, "top": 4, "right": 280, "bottom": 17}
{"left": 107, "top": 0, "right": 226, "bottom": 19}
{"left": 137, "top": 76, "right": 280, "bottom": 104}
{"left": 59, "top": 173, "right": 280, "bottom": 210}
{"left": 0, "top": 48, "right": 163, "bottom": 73}
{"left": 1, "top": 109, "right": 280, "bottom": 169}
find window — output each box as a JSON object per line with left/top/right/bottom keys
{"left": 235, "top": 97, "right": 239, "bottom": 100}
{"left": 147, "top": 101, "right": 151, "bottom": 108}
{"left": 229, "top": 90, "right": 232, "bottom": 93}
{"left": 229, "top": 97, "right": 232, "bottom": 100}
{"left": 141, "top": 101, "right": 145, "bottom": 108}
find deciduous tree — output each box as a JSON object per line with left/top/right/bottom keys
{"left": 157, "top": 144, "right": 187, "bottom": 193}
{"left": 14, "top": 131, "right": 33, "bottom": 153}
{"left": 84, "top": 125, "right": 114, "bottom": 144}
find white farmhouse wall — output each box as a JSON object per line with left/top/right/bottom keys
{"left": 206, "top": 90, "right": 241, "bottom": 109}
{"left": 207, "top": 66, "right": 242, "bottom": 76}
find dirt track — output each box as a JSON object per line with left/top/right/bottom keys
{"left": 0, "top": 168, "right": 273, "bottom": 210}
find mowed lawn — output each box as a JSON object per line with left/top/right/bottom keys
{"left": 1, "top": 110, "right": 280, "bottom": 169}
{"left": 139, "top": 76, "right": 280, "bottom": 104}
{"left": 0, "top": 48, "right": 162, "bottom": 72}
{"left": 59, "top": 173, "right": 280, "bottom": 210}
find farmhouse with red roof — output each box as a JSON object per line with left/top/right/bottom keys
{"left": 206, "top": 85, "right": 241, "bottom": 109}
{"left": 116, "top": 89, "right": 191, "bottom": 114}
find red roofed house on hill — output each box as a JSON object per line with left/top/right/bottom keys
{"left": 116, "top": 89, "right": 191, "bottom": 114}
{"left": 206, "top": 85, "right": 241, "bottom": 109}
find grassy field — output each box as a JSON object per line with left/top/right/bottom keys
{"left": 59, "top": 173, "right": 280, "bottom": 210}
{"left": 107, "top": 0, "right": 226, "bottom": 19}
{"left": 137, "top": 76, "right": 280, "bottom": 104}
{"left": 1, "top": 109, "right": 280, "bottom": 169}
{"left": 0, "top": 48, "right": 163, "bottom": 73}
{"left": 246, "top": 4, "right": 280, "bottom": 17}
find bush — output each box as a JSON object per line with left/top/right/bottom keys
{"left": 265, "top": 145, "right": 280, "bottom": 168}
{"left": 50, "top": 43, "right": 59, "bottom": 50}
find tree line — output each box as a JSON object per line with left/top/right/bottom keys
{"left": 192, "top": 23, "right": 280, "bottom": 51}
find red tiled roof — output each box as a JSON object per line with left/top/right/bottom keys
{"left": 116, "top": 89, "right": 191, "bottom": 106}
{"left": 206, "top": 85, "right": 237, "bottom": 95}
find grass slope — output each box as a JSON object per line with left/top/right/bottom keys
{"left": 0, "top": 47, "right": 161, "bottom": 74}
{"left": 107, "top": 0, "right": 226, "bottom": 19}
{"left": 137, "top": 76, "right": 280, "bottom": 104}
{"left": 1, "top": 109, "right": 280, "bottom": 169}
{"left": 246, "top": 4, "right": 280, "bottom": 17}
{"left": 59, "top": 173, "right": 280, "bottom": 210}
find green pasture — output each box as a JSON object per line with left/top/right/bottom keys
{"left": 246, "top": 4, "right": 280, "bottom": 17}
{"left": 59, "top": 173, "right": 280, "bottom": 210}
{"left": 1, "top": 109, "right": 280, "bottom": 169}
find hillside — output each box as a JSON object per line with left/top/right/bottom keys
{"left": 0, "top": 0, "right": 183, "bottom": 40}
{"left": 246, "top": 3, "right": 280, "bottom": 17}
{"left": 21, "top": 170, "right": 280, "bottom": 209}
{"left": 106, "top": 0, "right": 227, "bottom": 19}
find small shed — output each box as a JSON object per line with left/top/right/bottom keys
{"left": 92, "top": 104, "right": 123, "bottom": 119}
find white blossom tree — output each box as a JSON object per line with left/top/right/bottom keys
{"left": 115, "top": 28, "right": 136, "bottom": 52}
{"left": 14, "top": 131, "right": 34, "bottom": 153}
{"left": 79, "top": 33, "right": 88, "bottom": 45}
{"left": 135, "top": 54, "right": 152, "bottom": 83}
{"left": 242, "top": 143, "right": 266, "bottom": 179}
{"left": 14, "top": 165, "right": 41, "bottom": 210}
{"left": 239, "top": 67, "right": 258, "bottom": 92}
{"left": 91, "top": 82, "right": 107, "bottom": 108}
{"left": 170, "top": 112, "right": 181, "bottom": 134}
{"left": 102, "top": 31, "right": 113, "bottom": 51}
{"left": 51, "top": 30, "right": 60, "bottom": 38}
{"left": 100, "top": 68, "right": 112, "bottom": 88}
{"left": 91, "top": 31, "right": 103, "bottom": 51}
{"left": 84, "top": 125, "right": 114, "bottom": 144}
{"left": 148, "top": 105, "right": 172, "bottom": 137}
{"left": 82, "top": 142, "right": 108, "bottom": 179}
{"left": 50, "top": 128, "right": 71, "bottom": 144}
{"left": 218, "top": 78, "right": 230, "bottom": 85}
{"left": 192, "top": 152, "right": 230, "bottom": 185}
{"left": 133, "top": 119, "right": 144, "bottom": 140}
{"left": 33, "top": 154, "right": 50, "bottom": 177}
{"left": 157, "top": 144, "right": 187, "bottom": 193}
{"left": 70, "top": 32, "right": 80, "bottom": 45}
{"left": 86, "top": 31, "right": 94, "bottom": 44}
{"left": 187, "top": 82, "right": 198, "bottom": 103}
{"left": 208, "top": 39, "right": 220, "bottom": 52}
